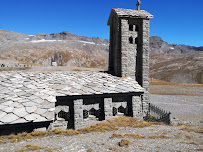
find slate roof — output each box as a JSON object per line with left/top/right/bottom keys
{"left": 108, "top": 8, "right": 153, "bottom": 25}
{"left": 0, "top": 71, "right": 144, "bottom": 125}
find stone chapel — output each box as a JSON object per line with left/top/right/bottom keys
{"left": 0, "top": 5, "right": 153, "bottom": 134}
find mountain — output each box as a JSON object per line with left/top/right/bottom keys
{"left": 149, "top": 36, "right": 203, "bottom": 84}
{"left": 150, "top": 36, "right": 203, "bottom": 54}
{"left": 0, "top": 30, "right": 202, "bottom": 84}
{"left": 0, "top": 30, "right": 109, "bottom": 68}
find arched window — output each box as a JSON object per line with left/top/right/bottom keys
{"left": 129, "top": 24, "right": 133, "bottom": 31}
{"left": 58, "top": 111, "right": 70, "bottom": 121}
{"left": 118, "top": 106, "right": 125, "bottom": 113}
{"left": 129, "top": 37, "right": 133, "bottom": 44}
{"left": 89, "top": 108, "right": 96, "bottom": 115}
{"left": 89, "top": 108, "right": 99, "bottom": 118}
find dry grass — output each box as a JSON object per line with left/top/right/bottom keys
{"left": 19, "top": 62, "right": 41, "bottom": 66}
{"left": 16, "top": 144, "right": 57, "bottom": 152}
{"left": 150, "top": 78, "right": 203, "bottom": 87}
{"left": 16, "top": 144, "right": 45, "bottom": 152}
{"left": 107, "top": 116, "right": 164, "bottom": 128}
{"left": 78, "top": 116, "right": 163, "bottom": 133}
{"left": 108, "top": 146, "right": 117, "bottom": 151}
{"left": 110, "top": 133, "right": 145, "bottom": 139}
{"left": 148, "top": 134, "right": 174, "bottom": 139}
{"left": 77, "top": 121, "right": 118, "bottom": 133}
{"left": 110, "top": 131, "right": 174, "bottom": 140}
{"left": 150, "top": 78, "right": 203, "bottom": 96}
{"left": 0, "top": 67, "right": 31, "bottom": 72}
{"left": 176, "top": 131, "right": 193, "bottom": 139}
{"left": 138, "top": 145, "right": 145, "bottom": 150}
{"left": 72, "top": 68, "right": 82, "bottom": 71}
{"left": 30, "top": 130, "right": 47, "bottom": 136}
{"left": 179, "top": 141, "right": 199, "bottom": 145}
{"left": 178, "top": 125, "right": 203, "bottom": 133}
{"left": 118, "top": 139, "right": 130, "bottom": 147}
{"left": 66, "top": 129, "right": 80, "bottom": 135}
{"left": 197, "top": 148, "right": 203, "bottom": 151}
{"left": 0, "top": 117, "right": 163, "bottom": 143}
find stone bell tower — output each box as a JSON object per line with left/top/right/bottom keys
{"left": 107, "top": 5, "right": 153, "bottom": 114}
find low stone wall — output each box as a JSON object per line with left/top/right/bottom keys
{"left": 54, "top": 93, "right": 143, "bottom": 130}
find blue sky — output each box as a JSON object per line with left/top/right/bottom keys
{"left": 0, "top": 0, "right": 203, "bottom": 47}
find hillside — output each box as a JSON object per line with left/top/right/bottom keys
{"left": 0, "top": 30, "right": 109, "bottom": 68}
{"left": 0, "top": 30, "right": 202, "bottom": 84}
{"left": 150, "top": 52, "right": 203, "bottom": 84}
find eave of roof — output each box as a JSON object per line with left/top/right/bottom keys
{"left": 107, "top": 8, "right": 153, "bottom": 25}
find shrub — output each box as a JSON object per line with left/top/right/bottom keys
{"left": 118, "top": 139, "right": 130, "bottom": 147}
{"left": 87, "top": 149, "right": 93, "bottom": 152}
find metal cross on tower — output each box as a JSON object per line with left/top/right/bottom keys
{"left": 136, "top": 0, "right": 141, "bottom": 11}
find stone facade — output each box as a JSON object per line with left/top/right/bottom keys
{"left": 108, "top": 8, "right": 153, "bottom": 116}
{"left": 55, "top": 93, "right": 143, "bottom": 129}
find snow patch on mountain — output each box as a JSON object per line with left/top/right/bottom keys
{"left": 31, "top": 39, "right": 64, "bottom": 43}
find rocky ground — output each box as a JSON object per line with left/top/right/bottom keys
{"left": 0, "top": 94, "right": 202, "bottom": 152}
{"left": 0, "top": 121, "right": 202, "bottom": 152}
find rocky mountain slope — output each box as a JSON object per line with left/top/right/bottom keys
{"left": 0, "top": 30, "right": 202, "bottom": 84}
{"left": 149, "top": 36, "right": 203, "bottom": 84}
{"left": 150, "top": 36, "right": 203, "bottom": 54}
{"left": 0, "top": 30, "right": 109, "bottom": 68}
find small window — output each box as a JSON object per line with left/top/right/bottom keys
{"left": 89, "top": 108, "right": 96, "bottom": 115}
{"left": 83, "top": 110, "right": 88, "bottom": 119}
{"left": 58, "top": 111, "right": 69, "bottom": 121}
{"left": 118, "top": 106, "right": 125, "bottom": 113}
{"left": 113, "top": 107, "right": 117, "bottom": 116}
{"left": 129, "top": 37, "right": 133, "bottom": 44}
{"left": 135, "top": 38, "right": 138, "bottom": 44}
{"left": 129, "top": 24, "right": 133, "bottom": 31}
{"left": 89, "top": 108, "right": 99, "bottom": 118}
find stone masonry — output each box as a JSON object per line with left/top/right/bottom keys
{"left": 108, "top": 8, "right": 153, "bottom": 116}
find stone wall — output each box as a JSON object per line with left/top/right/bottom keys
{"left": 108, "top": 14, "right": 121, "bottom": 76}
{"left": 54, "top": 94, "right": 143, "bottom": 130}
{"left": 108, "top": 15, "right": 151, "bottom": 116}
{"left": 141, "top": 19, "right": 150, "bottom": 115}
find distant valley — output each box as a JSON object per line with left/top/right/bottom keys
{"left": 0, "top": 30, "right": 202, "bottom": 84}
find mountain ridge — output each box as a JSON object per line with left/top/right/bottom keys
{"left": 0, "top": 30, "right": 202, "bottom": 84}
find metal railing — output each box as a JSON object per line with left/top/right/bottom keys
{"left": 144, "top": 103, "right": 171, "bottom": 125}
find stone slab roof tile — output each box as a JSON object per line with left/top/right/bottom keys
{"left": 1, "top": 113, "right": 19, "bottom": 123}
{"left": 108, "top": 8, "right": 153, "bottom": 25}
{"left": 0, "top": 71, "right": 144, "bottom": 126}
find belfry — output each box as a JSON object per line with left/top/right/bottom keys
{"left": 107, "top": 1, "right": 153, "bottom": 114}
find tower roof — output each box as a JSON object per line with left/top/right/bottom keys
{"left": 108, "top": 8, "right": 153, "bottom": 25}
